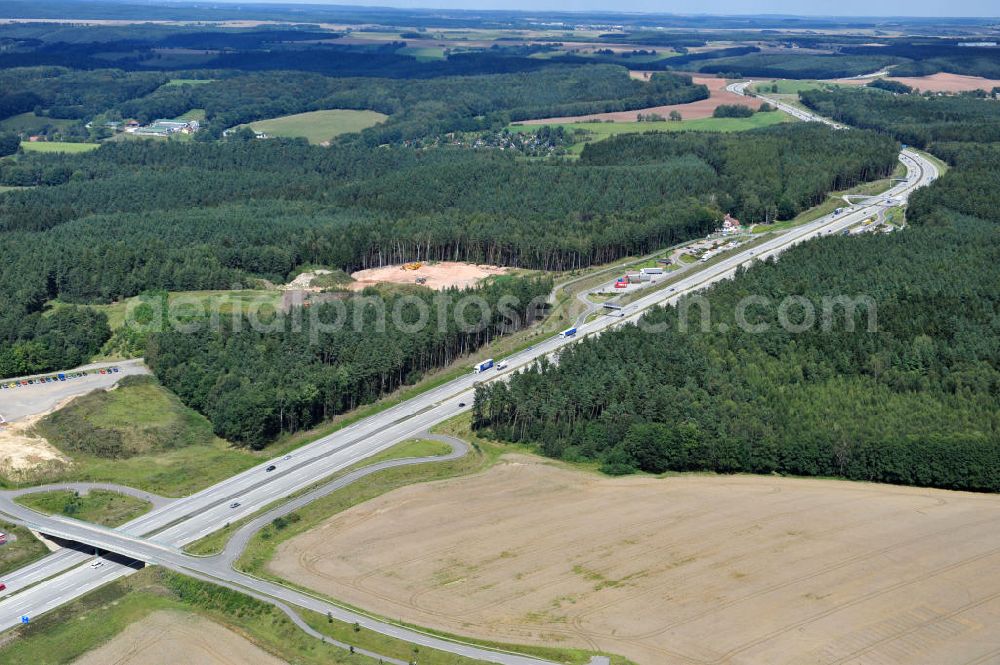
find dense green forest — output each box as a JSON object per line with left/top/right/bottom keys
{"left": 147, "top": 275, "right": 552, "bottom": 447}
{"left": 698, "top": 53, "right": 901, "bottom": 78}
{"left": 1, "top": 16, "right": 997, "bottom": 482}
{"left": 115, "top": 67, "right": 707, "bottom": 140}
{"left": 843, "top": 41, "right": 1000, "bottom": 79}
{"left": 0, "top": 123, "right": 897, "bottom": 381}
{"left": 578, "top": 125, "right": 897, "bottom": 222}
{"left": 800, "top": 87, "right": 1000, "bottom": 147}
{"left": 0, "top": 63, "right": 714, "bottom": 380}
{"left": 475, "top": 84, "right": 1000, "bottom": 492}
{"left": 0, "top": 122, "right": 896, "bottom": 380}
{"left": 474, "top": 217, "right": 1000, "bottom": 491}
{"left": 0, "top": 67, "right": 168, "bottom": 120}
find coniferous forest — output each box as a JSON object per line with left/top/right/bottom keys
{"left": 2, "top": 17, "right": 998, "bottom": 468}
{"left": 474, "top": 85, "right": 1000, "bottom": 491}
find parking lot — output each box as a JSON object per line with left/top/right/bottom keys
{"left": 0, "top": 359, "right": 149, "bottom": 423}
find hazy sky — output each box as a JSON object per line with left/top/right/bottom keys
{"left": 254, "top": 0, "right": 997, "bottom": 17}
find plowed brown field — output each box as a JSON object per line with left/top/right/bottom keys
{"left": 521, "top": 76, "right": 753, "bottom": 124}
{"left": 271, "top": 454, "right": 1000, "bottom": 665}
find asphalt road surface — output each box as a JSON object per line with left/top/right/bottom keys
{"left": 0, "top": 94, "right": 937, "bottom": 664}
{"left": 0, "top": 359, "right": 149, "bottom": 423}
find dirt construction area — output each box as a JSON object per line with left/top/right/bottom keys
{"left": 270, "top": 454, "right": 1000, "bottom": 665}
{"left": 521, "top": 76, "right": 753, "bottom": 124}
{"left": 73, "top": 610, "right": 287, "bottom": 665}
{"left": 349, "top": 261, "right": 507, "bottom": 291}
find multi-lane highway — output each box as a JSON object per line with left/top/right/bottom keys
{"left": 0, "top": 89, "right": 938, "bottom": 663}
{"left": 726, "top": 80, "right": 846, "bottom": 127}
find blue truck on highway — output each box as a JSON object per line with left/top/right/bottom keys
{"left": 473, "top": 359, "right": 494, "bottom": 373}
{"left": 559, "top": 327, "right": 577, "bottom": 338}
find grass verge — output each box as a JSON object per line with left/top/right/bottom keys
{"left": 183, "top": 437, "right": 454, "bottom": 556}
{"left": 0, "top": 521, "right": 48, "bottom": 577}
{"left": 240, "top": 109, "right": 388, "bottom": 144}
{"left": 510, "top": 111, "right": 790, "bottom": 155}
{"left": 912, "top": 147, "right": 949, "bottom": 176}
{"left": 0, "top": 568, "right": 370, "bottom": 664}
{"left": 15, "top": 490, "right": 151, "bottom": 528}
{"left": 236, "top": 428, "right": 503, "bottom": 575}
{"left": 21, "top": 376, "right": 260, "bottom": 497}
{"left": 0, "top": 564, "right": 553, "bottom": 665}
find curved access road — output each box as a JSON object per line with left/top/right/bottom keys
{"left": 3, "top": 482, "right": 175, "bottom": 510}
{"left": 208, "top": 433, "right": 468, "bottom": 567}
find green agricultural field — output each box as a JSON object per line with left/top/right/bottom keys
{"left": 29, "top": 375, "right": 260, "bottom": 496}
{"left": 175, "top": 108, "right": 207, "bottom": 121}
{"left": 241, "top": 109, "right": 389, "bottom": 144}
{"left": 16, "top": 490, "right": 151, "bottom": 527}
{"left": 527, "top": 49, "right": 569, "bottom": 59}
{"left": 0, "top": 112, "right": 76, "bottom": 134}
{"left": 71, "top": 289, "right": 282, "bottom": 332}
{"left": 20, "top": 141, "right": 100, "bottom": 154}
{"left": 161, "top": 78, "right": 217, "bottom": 87}
{"left": 511, "top": 111, "right": 791, "bottom": 154}
{"left": 752, "top": 79, "right": 848, "bottom": 95}
{"left": 397, "top": 45, "right": 446, "bottom": 61}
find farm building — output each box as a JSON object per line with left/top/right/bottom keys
{"left": 131, "top": 119, "right": 200, "bottom": 136}
{"left": 721, "top": 213, "right": 742, "bottom": 235}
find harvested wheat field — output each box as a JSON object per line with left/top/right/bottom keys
{"left": 880, "top": 73, "right": 1000, "bottom": 93}
{"left": 521, "top": 76, "right": 753, "bottom": 124}
{"left": 348, "top": 261, "right": 507, "bottom": 291}
{"left": 834, "top": 72, "right": 1000, "bottom": 92}
{"left": 271, "top": 454, "right": 1000, "bottom": 665}
{"left": 73, "top": 610, "right": 286, "bottom": 665}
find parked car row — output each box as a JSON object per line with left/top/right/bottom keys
{"left": 0, "top": 366, "right": 120, "bottom": 390}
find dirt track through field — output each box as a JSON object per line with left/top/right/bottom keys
{"left": 270, "top": 454, "right": 1000, "bottom": 665}
{"left": 521, "top": 76, "right": 753, "bottom": 124}
{"left": 72, "top": 610, "right": 287, "bottom": 665}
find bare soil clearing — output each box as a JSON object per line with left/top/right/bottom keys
{"left": 0, "top": 413, "right": 70, "bottom": 480}
{"left": 280, "top": 269, "right": 333, "bottom": 292}
{"left": 348, "top": 262, "right": 507, "bottom": 291}
{"left": 72, "top": 610, "right": 288, "bottom": 665}
{"left": 522, "top": 76, "right": 753, "bottom": 124}
{"left": 271, "top": 454, "right": 1000, "bottom": 665}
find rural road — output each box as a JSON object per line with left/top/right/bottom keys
{"left": 0, "top": 89, "right": 937, "bottom": 665}
{"left": 3, "top": 482, "right": 175, "bottom": 510}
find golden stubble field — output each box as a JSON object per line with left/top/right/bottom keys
{"left": 270, "top": 454, "right": 1000, "bottom": 665}
{"left": 72, "top": 610, "right": 287, "bottom": 665}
